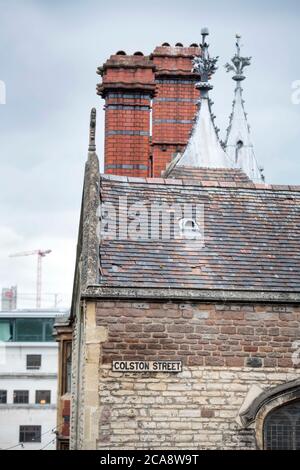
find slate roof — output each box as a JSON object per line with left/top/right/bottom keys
{"left": 99, "top": 174, "right": 300, "bottom": 292}
{"left": 168, "top": 166, "right": 251, "bottom": 183}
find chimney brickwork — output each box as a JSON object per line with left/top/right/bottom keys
{"left": 97, "top": 53, "right": 156, "bottom": 177}
{"left": 97, "top": 45, "right": 201, "bottom": 177}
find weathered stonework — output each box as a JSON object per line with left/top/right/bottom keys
{"left": 71, "top": 302, "right": 109, "bottom": 450}
{"left": 97, "top": 365, "right": 298, "bottom": 449}
{"left": 70, "top": 313, "right": 83, "bottom": 449}
{"left": 83, "top": 302, "right": 108, "bottom": 449}
{"left": 63, "top": 299, "right": 300, "bottom": 449}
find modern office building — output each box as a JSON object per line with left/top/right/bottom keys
{"left": 0, "top": 309, "right": 67, "bottom": 450}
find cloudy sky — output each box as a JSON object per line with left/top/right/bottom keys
{"left": 0, "top": 0, "right": 299, "bottom": 309}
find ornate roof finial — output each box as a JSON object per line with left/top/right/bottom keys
{"left": 225, "top": 36, "right": 263, "bottom": 182}
{"left": 88, "top": 108, "right": 97, "bottom": 152}
{"left": 192, "top": 27, "right": 218, "bottom": 96}
{"left": 225, "top": 34, "right": 251, "bottom": 82}
{"left": 172, "top": 29, "right": 233, "bottom": 170}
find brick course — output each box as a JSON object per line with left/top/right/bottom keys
{"left": 96, "top": 301, "right": 300, "bottom": 368}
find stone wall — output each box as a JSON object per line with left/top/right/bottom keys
{"left": 97, "top": 365, "right": 298, "bottom": 449}
{"left": 92, "top": 300, "right": 300, "bottom": 449}
{"left": 70, "top": 302, "right": 108, "bottom": 450}
{"left": 70, "top": 314, "right": 82, "bottom": 449}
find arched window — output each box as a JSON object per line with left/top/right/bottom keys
{"left": 238, "top": 379, "right": 300, "bottom": 449}
{"left": 264, "top": 400, "right": 300, "bottom": 450}
{"left": 235, "top": 140, "right": 244, "bottom": 164}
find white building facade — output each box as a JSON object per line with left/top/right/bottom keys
{"left": 0, "top": 310, "right": 67, "bottom": 450}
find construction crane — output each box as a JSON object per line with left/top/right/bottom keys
{"left": 9, "top": 249, "right": 52, "bottom": 309}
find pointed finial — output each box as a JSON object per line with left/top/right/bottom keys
{"left": 201, "top": 27, "right": 209, "bottom": 39}
{"left": 225, "top": 34, "right": 251, "bottom": 81}
{"left": 235, "top": 34, "right": 241, "bottom": 57}
{"left": 201, "top": 27, "right": 209, "bottom": 55}
{"left": 192, "top": 27, "right": 218, "bottom": 96}
{"left": 89, "top": 108, "right": 96, "bottom": 152}
{"left": 225, "top": 36, "right": 263, "bottom": 182}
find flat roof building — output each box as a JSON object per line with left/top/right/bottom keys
{"left": 0, "top": 309, "right": 67, "bottom": 450}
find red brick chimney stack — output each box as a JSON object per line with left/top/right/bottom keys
{"left": 97, "top": 44, "right": 201, "bottom": 177}
{"left": 151, "top": 44, "right": 201, "bottom": 176}
{"left": 97, "top": 52, "right": 156, "bottom": 177}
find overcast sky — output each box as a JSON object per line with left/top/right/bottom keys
{"left": 0, "top": 0, "right": 299, "bottom": 309}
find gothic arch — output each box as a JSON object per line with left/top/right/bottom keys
{"left": 239, "top": 378, "right": 300, "bottom": 449}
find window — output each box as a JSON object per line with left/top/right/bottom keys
{"left": 57, "top": 439, "right": 69, "bottom": 450}
{"left": 13, "top": 390, "right": 29, "bottom": 404}
{"left": 0, "top": 390, "right": 7, "bottom": 403}
{"left": 36, "top": 390, "right": 51, "bottom": 404}
{"left": 16, "top": 319, "right": 43, "bottom": 341}
{"left": 264, "top": 400, "right": 300, "bottom": 450}
{"left": 15, "top": 318, "right": 54, "bottom": 341}
{"left": 235, "top": 140, "right": 244, "bottom": 163}
{"left": 19, "top": 425, "right": 41, "bottom": 443}
{"left": 62, "top": 341, "right": 72, "bottom": 394}
{"left": 44, "top": 320, "right": 54, "bottom": 341}
{"left": 0, "top": 318, "right": 55, "bottom": 342}
{"left": 0, "top": 320, "right": 13, "bottom": 341}
{"left": 26, "top": 354, "right": 41, "bottom": 370}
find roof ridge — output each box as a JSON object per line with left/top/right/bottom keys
{"left": 100, "top": 174, "right": 300, "bottom": 192}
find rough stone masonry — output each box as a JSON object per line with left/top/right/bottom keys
{"left": 69, "top": 299, "right": 300, "bottom": 450}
